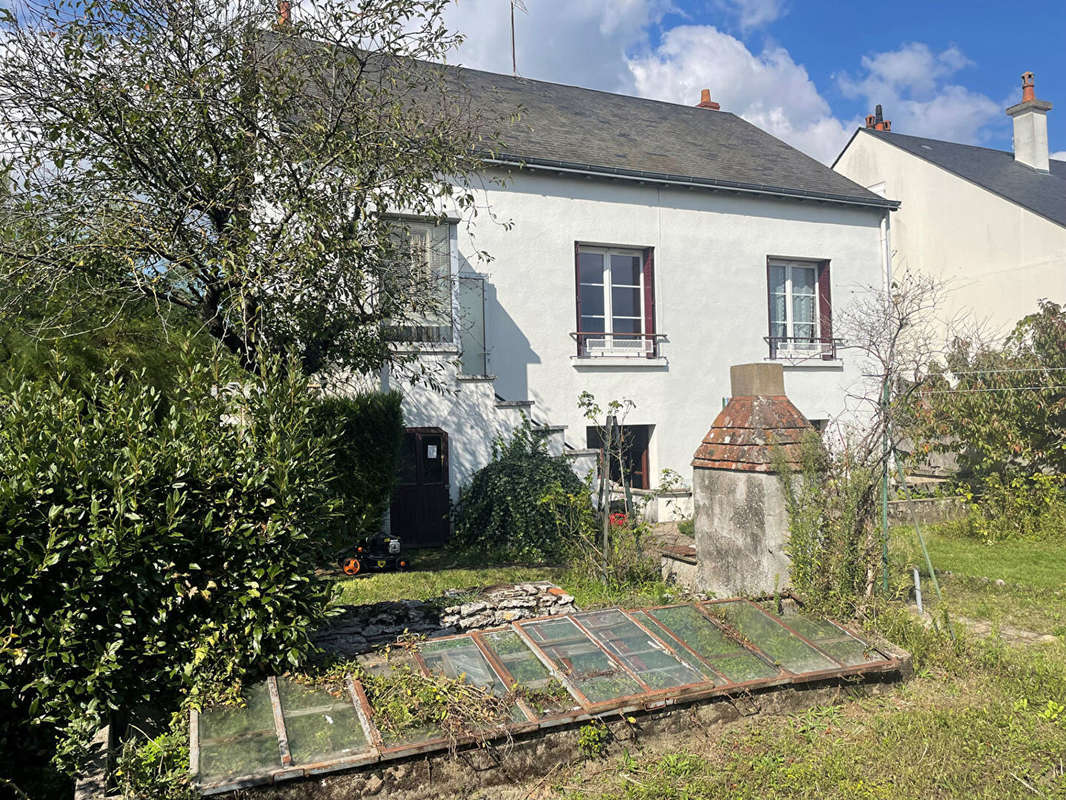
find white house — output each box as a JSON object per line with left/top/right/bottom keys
{"left": 383, "top": 67, "right": 897, "bottom": 546}
{"left": 833, "top": 72, "right": 1066, "bottom": 339}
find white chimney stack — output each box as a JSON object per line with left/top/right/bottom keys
{"left": 1006, "top": 71, "right": 1053, "bottom": 172}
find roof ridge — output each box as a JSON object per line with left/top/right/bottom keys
{"left": 439, "top": 59, "right": 736, "bottom": 118}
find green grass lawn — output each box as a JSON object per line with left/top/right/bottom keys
{"left": 328, "top": 546, "right": 678, "bottom": 610}
{"left": 891, "top": 525, "right": 1066, "bottom": 635}
{"left": 329, "top": 529, "right": 1066, "bottom": 799}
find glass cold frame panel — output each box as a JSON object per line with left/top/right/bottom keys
{"left": 481, "top": 630, "right": 580, "bottom": 715}
{"left": 649, "top": 605, "right": 779, "bottom": 684}
{"left": 575, "top": 610, "right": 704, "bottom": 690}
{"left": 628, "top": 610, "right": 722, "bottom": 683}
{"left": 769, "top": 614, "right": 884, "bottom": 667}
{"left": 520, "top": 617, "right": 642, "bottom": 704}
{"left": 354, "top": 651, "right": 442, "bottom": 747}
{"left": 276, "top": 678, "right": 369, "bottom": 766}
{"left": 198, "top": 682, "right": 280, "bottom": 783}
{"left": 420, "top": 636, "right": 525, "bottom": 722}
{"left": 710, "top": 602, "right": 838, "bottom": 674}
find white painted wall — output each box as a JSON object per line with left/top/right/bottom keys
{"left": 834, "top": 129, "right": 1066, "bottom": 339}
{"left": 392, "top": 168, "right": 887, "bottom": 497}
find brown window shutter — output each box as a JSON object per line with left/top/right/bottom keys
{"left": 643, "top": 248, "right": 656, "bottom": 357}
{"left": 817, "top": 261, "right": 833, "bottom": 360}
{"left": 574, "top": 242, "right": 582, "bottom": 356}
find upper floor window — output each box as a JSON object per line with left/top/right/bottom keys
{"left": 767, "top": 258, "right": 834, "bottom": 360}
{"left": 575, "top": 244, "right": 656, "bottom": 357}
{"left": 387, "top": 220, "right": 453, "bottom": 344}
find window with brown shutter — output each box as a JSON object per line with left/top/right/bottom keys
{"left": 766, "top": 258, "right": 834, "bottom": 360}
{"left": 574, "top": 243, "right": 657, "bottom": 358}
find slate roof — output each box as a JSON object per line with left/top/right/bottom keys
{"left": 839, "top": 128, "right": 1066, "bottom": 228}
{"left": 443, "top": 65, "right": 896, "bottom": 210}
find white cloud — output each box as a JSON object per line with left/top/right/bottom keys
{"left": 1051, "top": 151, "right": 1066, "bottom": 162}
{"left": 713, "top": 0, "right": 788, "bottom": 32}
{"left": 837, "top": 42, "right": 1001, "bottom": 144}
{"left": 443, "top": 4, "right": 1005, "bottom": 163}
{"left": 444, "top": 0, "right": 671, "bottom": 91}
{"left": 627, "top": 25, "right": 854, "bottom": 163}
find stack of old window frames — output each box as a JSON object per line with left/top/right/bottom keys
{"left": 191, "top": 600, "right": 899, "bottom": 794}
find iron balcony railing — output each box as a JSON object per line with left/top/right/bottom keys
{"left": 571, "top": 331, "right": 667, "bottom": 359}
{"left": 764, "top": 335, "right": 842, "bottom": 361}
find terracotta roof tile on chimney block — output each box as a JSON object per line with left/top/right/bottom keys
{"left": 696, "top": 89, "right": 721, "bottom": 110}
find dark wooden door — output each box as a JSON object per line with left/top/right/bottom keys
{"left": 390, "top": 428, "right": 450, "bottom": 548}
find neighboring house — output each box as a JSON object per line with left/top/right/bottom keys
{"left": 833, "top": 72, "right": 1066, "bottom": 338}
{"left": 384, "top": 68, "right": 898, "bottom": 546}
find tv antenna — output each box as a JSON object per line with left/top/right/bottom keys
{"left": 510, "top": 0, "right": 527, "bottom": 76}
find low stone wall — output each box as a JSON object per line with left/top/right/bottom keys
{"left": 887, "top": 496, "right": 965, "bottom": 525}
{"left": 440, "top": 582, "right": 576, "bottom": 630}
{"left": 316, "top": 582, "right": 576, "bottom": 657}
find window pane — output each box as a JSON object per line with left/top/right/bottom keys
{"left": 579, "top": 251, "right": 605, "bottom": 284}
{"left": 579, "top": 284, "right": 605, "bottom": 316}
{"left": 610, "top": 254, "right": 641, "bottom": 286}
{"left": 519, "top": 618, "right": 642, "bottom": 704}
{"left": 649, "top": 605, "right": 778, "bottom": 684}
{"left": 793, "top": 265, "right": 817, "bottom": 295}
{"left": 575, "top": 610, "right": 704, "bottom": 690}
{"left": 611, "top": 286, "right": 641, "bottom": 317}
{"left": 611, "top": 317, "right": 642, "bottom": 335}
{"left": 710, "top": 601, "right": 837, "bottom": 675}
{"left": 793, "top": 292, "right": 815, "bottom": 326}
{"left": 277, "top": 678, "right": 369, "bottom": 766}
{"left": 579, "top": 315, "right": 605, "bottom": 334}
{"left": 769, "top": 265, "right": 786, "bottom": 295}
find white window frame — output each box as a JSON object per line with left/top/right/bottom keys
{"left": 769, "top": 259, "right": 821, "bottom": 357}
{"left": 389, "top": 219, "right": 455, "bottom": 346}
{"left": 577, "top": 245, "right": 649, "bottom": 357}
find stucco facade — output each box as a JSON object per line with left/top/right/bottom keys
{"left": 834, "top": 129, "right": 1066, "bottom": 338}
{"left": 392, "top": 167, "right": 887, "bottom": 499}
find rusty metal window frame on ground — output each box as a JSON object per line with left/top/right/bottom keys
{"left": 190, "top": 599, "right": 903, "bottom": 795}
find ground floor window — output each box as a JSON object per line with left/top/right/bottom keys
{"left": 586, "top": 424, "right": 652, "bottom": 490}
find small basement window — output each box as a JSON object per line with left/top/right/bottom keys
{"left": 586, "top": 424, "right": 652, "bottom": 490}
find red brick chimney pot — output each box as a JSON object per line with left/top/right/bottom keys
{"left": 696, "top": 89, "right": 721, "bottom": 111}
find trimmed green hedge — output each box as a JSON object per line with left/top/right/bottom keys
{"left": 0, "top": 353, "right": 338, "bottom": 785}
{"left": 312, "top": 392, "right": 405, "bottom": 549}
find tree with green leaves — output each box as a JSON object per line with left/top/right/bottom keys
{"left": 909, "top": 299, "right": 1066, "bottom": 482}
{"left": 0, "top": 0, "right": 498, "bottom": 377}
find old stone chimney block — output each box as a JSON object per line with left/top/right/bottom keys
{"left": 690, "top": 363, "right": 815, "bottom": 597}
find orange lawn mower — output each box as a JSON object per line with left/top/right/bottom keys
{"left": 338, "top": 531, "right": 409, "bottom": 576}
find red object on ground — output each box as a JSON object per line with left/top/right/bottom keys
{"left": 609, "top": 512, "right": 628, "bottom": 528}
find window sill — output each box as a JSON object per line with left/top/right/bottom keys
{"left": 767, "top": 357, "right": 844, "bottom": 370}
{"left": 570, "top": 356, "right": 668, "bottom": 369}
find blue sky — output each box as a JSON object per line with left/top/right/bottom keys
{"left": 444, "top": 0, "right": 1066, "bottom": 163}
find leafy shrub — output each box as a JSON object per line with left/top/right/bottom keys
{"left": 113, "top": 717, "right": 196, "bottom": 800}
{"left": 953, "top": 474, "right": 1066, "bottom": 543}
{"left": 452, "top": 423, "right": 585, "bottom": 562}
{"left": 677, "top": 518, "right": 695, "bottom": 537}
{"left": 775, "top": 432, "right": 880, "bottom": 618}
{"left": 0, "top": 351, "right": 338, "bottom": 781}
{"left": 312, "top": 392, "right": 404, "bottom": 549}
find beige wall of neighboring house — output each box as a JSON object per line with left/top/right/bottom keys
{"left": 834, "top": 129, "right": 1066, "bottom": 338}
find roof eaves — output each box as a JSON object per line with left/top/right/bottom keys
{"left": 482, "top": 152, "right": 901, "bottom": 211}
